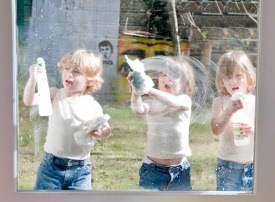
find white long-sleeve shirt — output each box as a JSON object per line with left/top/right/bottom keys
{"left": 44, "top": 89, "right": 103, "bottom": 160}
{"left": 145, "top": 96, "right": 192, "bottom": 159}
{"left": 212, "top": 94, "right": 255, "bottom": 163}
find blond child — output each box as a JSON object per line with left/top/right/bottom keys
{"left": 127, "top": 56, "right": 196, "bottom": 191}
{"left": 23, "top": 49, "right": 111, "bottom": 190}
{"left": 211, "top": 51, "right": 256, "bottom": 191}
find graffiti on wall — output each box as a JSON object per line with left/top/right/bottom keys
{"left": 117, "top": 35, "right": 190, "bottom": 75}
{"left": 99, "top": 40, "right": 114, "bottom": 65}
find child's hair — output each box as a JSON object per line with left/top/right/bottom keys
{"left": 216, "top": 51, "right": 256, "bottom": 96}
{"left": 58, "top": 49, "right": 104, "bottom": 94}
{"left": 157, "top": 56, "right": 197, "bottom": 96}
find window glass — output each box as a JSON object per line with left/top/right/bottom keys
{"left": 16, "top": 0, "right": 258, "bottom": 192}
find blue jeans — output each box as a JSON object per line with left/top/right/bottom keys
{"left": 34, "top": 152, "right": 92, "bottom": 190}
{"left": 216, "top": 158, "right": 253, "bottom": 191}
{"left": 139, "top": 160, "right": 192, "bottom": 191}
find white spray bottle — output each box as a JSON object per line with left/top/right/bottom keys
{"left": 35, "top": 57, "right": 53, "bottom": 116}
{"left": 231, "top": 93, "right": 250, "bottom": 146}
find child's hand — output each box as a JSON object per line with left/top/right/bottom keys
{"left": 129, "top": 71, "right": 147, "bottom": 89}
{"left": 126, "top": 71, "right": 154, "bottom": 96}
{"left": 127, "top": 72, "right": 133, "bottom": 93}
{"left": 88, "top": 123, "right": 111, "bottom": 139}
{"left": 230, "top": 98, "right": 244, "bottom": 113}
{"left": 29, "top": 64, "right": 42, "bottom": 81}
{"left": 89, "top": 129, "right": 102, "bottom": 138}
{"left": 29, "top": 64, "right": 40, "bottom": 74}
{"left": 127, "top": 72, "right": 133, "bottom": 81}
{"left": 241, "top": 122, "right": 254, "bottom": 136}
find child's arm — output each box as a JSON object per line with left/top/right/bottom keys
{"left": 131, "top": 92, "right": 150, "bottom": 115}
{"left": 148, "top": 88, "right": 191, "bottom": 110}
{"left": 23, "top": 64, "right": 39, "bottom": 106}
{"left": 49, "top": 87, "right": 58, "bottom": 102}
{"left": 89, "top": 122, "right": 111, "bottom": 139}
{"left": 211, "top": 96, "right": 244, "bottom": 136}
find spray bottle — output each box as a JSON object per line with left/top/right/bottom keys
{"left": 35, "top": 57, "right": 53, "bottom": 116}
{"left": 231, "top": 93, "right": 250, "bottom": 146}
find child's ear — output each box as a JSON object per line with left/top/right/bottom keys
{"left": 87, "top": 80, "right": 92, "bottom": 86}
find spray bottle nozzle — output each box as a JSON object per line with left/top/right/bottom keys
{"left": 36, "top": 57, "right": 45, "bottom": 69}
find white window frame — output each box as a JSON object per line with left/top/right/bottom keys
{"left": 1, "top": 0, "right": 275, "bottom": 202}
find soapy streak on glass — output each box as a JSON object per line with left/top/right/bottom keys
{"left": 16, "top": 0, "right": 258, "bottom": 192}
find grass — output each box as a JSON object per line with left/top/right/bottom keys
{"left": 18, "top": 103, "right": 218, "bottom": 191}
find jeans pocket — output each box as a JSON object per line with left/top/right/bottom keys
{"left": 139, "top": 163, "right": 151, "bottom": 179}
{"left": 216, "top": 163, "right": 226, "bottom": 179}
{"left": 83, "top": 162, "right": 91, "bottom": 173}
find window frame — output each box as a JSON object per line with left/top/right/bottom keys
{"left": 2, "top": 0, "right": 275, "bottom": 201}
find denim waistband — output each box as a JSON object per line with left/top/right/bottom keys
{"left": 44, "top": 152, "right": 90, "bottom": 167}
{"left": 217, "top": 158, "right": 253, "bottom": 170}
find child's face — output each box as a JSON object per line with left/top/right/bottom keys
{"left": 61, "top": 67, "right": 89, "bottom": 96}
{"left": 158, "top": 72, "right": 181, "bottom": 95}
{"left": 222, "top": 66, "right": 248, "bottom": 96}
